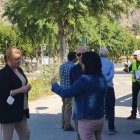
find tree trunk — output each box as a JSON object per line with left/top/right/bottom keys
{"left": 60, "top": 33, "right": 66, "bottom": 62}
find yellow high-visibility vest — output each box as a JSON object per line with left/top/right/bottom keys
{"left": 132, "top": 61, "right": 140, "bottom": 82}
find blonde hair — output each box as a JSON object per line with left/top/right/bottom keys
{"left": 6, "top": 48, "right": 22, "bottom": 61}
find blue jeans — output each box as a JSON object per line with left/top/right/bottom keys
{"left": 105, "top": 87, "right": 115, "bottom": 130}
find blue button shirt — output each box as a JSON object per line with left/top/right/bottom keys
{"left": 101, "top": 57, "right": 114, "bottom": 87}
{"left": 59, "top": 61, "right": 75, "bottom": 89}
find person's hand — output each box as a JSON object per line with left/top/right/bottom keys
{"left": 21, "top": 84, "right": 32, "bottom": 93}
{"left": 123, "top": 64, "right": 129, "bottom": 72}
{"left": 124, "top": 64, "right": 128, "bottom": 67}
{"left": 26, "top": 84, "right": 32, "bottom": 91}
{"left": 51, "top": 76, "right": 57, "bottom": 85}
{"left": 10, "top": 84, "right": 32, "bottom": 96}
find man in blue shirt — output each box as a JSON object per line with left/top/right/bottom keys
{"left": 59, "top": 52, "right": 77, "bottom": 131}
{"left": 99, "top": 47, "right": 117, "bottom": 135}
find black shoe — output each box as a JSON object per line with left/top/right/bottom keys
{"left": 133, "top": 129, "right": 140, "bottom": 134}
{"left": 64, "top": 127, "right": 75, "bottom": 131}
{"left": 127, "top": 115, "right": 136, "bottom": 120}
{"left": 108, "top": 129, "right": 117, "bottom": 135}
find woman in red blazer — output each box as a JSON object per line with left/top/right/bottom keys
{"left": 0, "top": 48, "right": 31, "bottom": 140}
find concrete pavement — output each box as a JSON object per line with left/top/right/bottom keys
{"left": 1, "top": 67, "right": 140, "bottom": 140}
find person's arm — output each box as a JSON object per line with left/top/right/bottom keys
{"left": 0, "top": 70, "right": 31, "bottom": 98}
{"left": 106, "top": 62, "right": 114, "bottom": 82}
{"left": 0, "top": 82, "right": 31, "bottom": 98}
{"left": 124, "top": 64, "right": 132, "bottom": 73}
{"left": 51, "top": 77, "right": 85, "bottom": 98}
{"left": 10, "top": 84, "right": 31, "bottom": 97}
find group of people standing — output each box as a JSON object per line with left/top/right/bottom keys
{"left": 0, "top": 47, "right": 140, "bottom": 140}
{"left": 51, "top": 45, "right": 117, "bottom": 140}
{"left": 52, "top": 46, "right": 140, "bottom": 140}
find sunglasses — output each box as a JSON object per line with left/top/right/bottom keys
{"left": 77, "top": 53, "right": 82, "bottom": 57}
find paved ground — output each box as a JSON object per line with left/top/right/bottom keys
{"left": 1, "top": 67, "right": 140, "bottom": 140}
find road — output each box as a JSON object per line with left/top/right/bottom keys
{"left": 1, "top": 67, "right": 140, "bottom": 140}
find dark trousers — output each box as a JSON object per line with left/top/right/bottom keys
{"left": 131, "top": 82, "right": 140, "bottom": 116}
{"left": 105, "top": 87, "right": 115, "bottom": 130}
{"left": 62, "top": 97, "right": 73, "bottom": 129}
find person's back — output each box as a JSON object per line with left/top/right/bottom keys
{"left": 72, "top": 74, "right": 106, "bottom": 120}
{"left": 101, "top": 57, "right": 114, "bottom": 87}
{"left": 60, "top": 61, "right": 75, "bottom": 89}
{"left": 99, "top": 47, "right": 116, "bottom": 135}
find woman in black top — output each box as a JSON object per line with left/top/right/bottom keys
{"left": 0, "top": 48, "right": 31, "bottom": 140}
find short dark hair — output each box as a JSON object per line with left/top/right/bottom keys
{"left": 82, "top": 51, "right": 102, "bottom": 74}
{"left": 67, "top": 52, "right": 76, "bottom": 61}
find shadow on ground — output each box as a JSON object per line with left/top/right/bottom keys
{"left": 12, "top": 113, "right": 140, "bottom": 140}
{"left": 103, "top": 117, "right": 140, "bottom": 140}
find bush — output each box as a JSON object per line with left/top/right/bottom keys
{"left": 28, "top": 63, "right": 60, "bottom": 100}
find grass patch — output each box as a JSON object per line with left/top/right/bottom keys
{"left": 28, "top": 64, "right": 60, "bottom": 101}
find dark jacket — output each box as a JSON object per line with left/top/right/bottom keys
{"left": 70, "top": 63, "right": 83, "bottom": 84}
{"left": 52, "top": 74, "right": 107, "bottom": 120}
{"left": 0, "top": 64, "right": 29, "bottom": 124}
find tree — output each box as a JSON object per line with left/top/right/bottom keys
{"left": 4, "top": 0, "right": 139, "bottom": 61}
{"left": 0, "top": 25, "right": 18, "bottom": 53}
{"left": 29, "top": 0, "right": 89, "bottom": 62}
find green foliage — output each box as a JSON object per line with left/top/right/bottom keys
{"left": 136, "top": 39, "right": 140, "bottom": 49}
{"left": 90, "top": 0, "right": 138, "bottom": 19}
{"left": 0, "top": 25, "right": 18, "bottom": 52}
{"left": 132, "top": 24, "right": 140, "bottom": 35}
{"left": 28, "top": 64, "right": 60, "bottom": 100}
{"left": 4, "top": 0, "right": 59, "bottom": 51}
{"left": 3, "top": 0, "right": 140, "bottom": 61}
{"left": 68, "top": 16, "right": 138, "bottom": 60}
{"left": 99, "top": 20, "right": 136, "bottom": 60}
